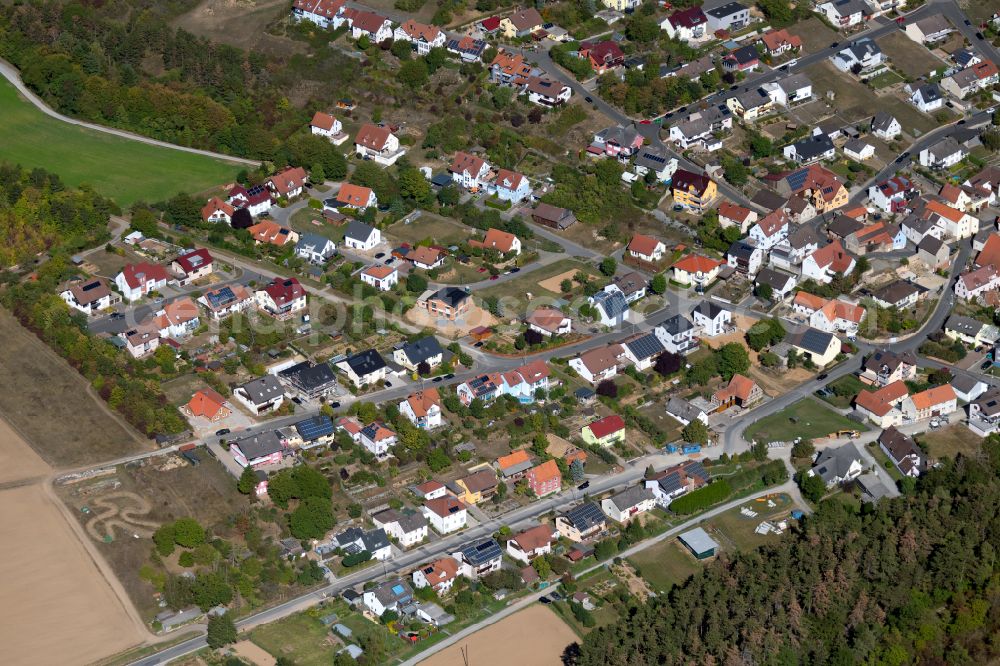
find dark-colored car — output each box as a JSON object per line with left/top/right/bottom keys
{"left": 539, "top": 596, "right": 553, "bottom": 604}
{"left": 291, "top": 396, "right": 302, "bottom": 405}
{"left": 444, "top": 373, "right": 455, "bottom": 380}
{"left": 433, "top": 376, "right": 443, "bottom": 383}
{"left": 577, "top": 481, "right": 590, "bottom": 490}
{"left": 384, "top": 380, "right": 392, "bottom": 388}
{"left": 585, "top": 96, "right": 593, "bottom": 103}
{"left": 509, "top": 267, "right": 520, "bottom": 273}
{"left": 215, "top": 428, "right": 231, "bottom": 436}
{"left": 329, "top": 401, "right": 341, "bottom": 409}
{"left": 474, "top": 341, "right": 484, "bottom": 348}
{"left": 110, "top": 312, "right": 125, "bottom": 320}
{"left": 375, "top": 252, "right": 385, "bottom": 259}
{"left": 976, "top": 32, "right": 984, "bottom": 40}
{"left": 816, "top": 373, "right": 829, "bottom": 381}
{"left": 830, "top": 41, "right": 839, "bottom": 47}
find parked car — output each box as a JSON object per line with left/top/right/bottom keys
{"left": 215, "top": 428, "right": 230, "bottom": 436}
{"left": 577, "top": 481, "right": 590, "bottom": 490}
{"left": 816, "top": 373, "right": 828, "bottom": 381}
{"left": 110, "top": 312, "right": 125, "bottom": 320}
{"left": 444, "top": 373, "right": 455, "bottom": 379}
{"left": 328, "top": 401, "right": 341, "bottom": 409}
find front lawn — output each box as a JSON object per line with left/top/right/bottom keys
{"left": 819, "top": 374, "right": 869, "bottom": 409}
{"left": 745, "top": 398, "right": 868, "bottom": 444}
{"left": 629, "top": 538, "right": 704, "bottom": 593}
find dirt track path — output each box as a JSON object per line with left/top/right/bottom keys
{"left": 85, "top": 491, "right": 161, "bottom": 541}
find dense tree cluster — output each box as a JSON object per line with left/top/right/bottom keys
{"left": 573, "top": 444, "right": 1000, "bottom": 665}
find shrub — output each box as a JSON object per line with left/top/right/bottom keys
{"left": 669, "top": 480, "right": 733, "bottom": 514}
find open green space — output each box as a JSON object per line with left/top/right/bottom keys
{"left": 477, "top": 257, "right": 601, "bottom": 304}
{"left": 867, "top": 70, "right": 904, "bottom": 90}
{"left": 386, "top": 213, "right": 471, "bottom": 246}
{"left": 706, "top": 493, "right": 793, "bottom": 551}
{"left": 876, "top": 32, "right": 946, "bottom": 79}
{"left": 249, "top": 610, "right": 335, "bottom": 666}
{"left": 0, "top": 77, "right": 239, "bottom": 206}
{"left": 917, "top": 424, "right": 983, "bottom": 460}
{"left": 628, "top": 538, "right": 704, "bottom": 593}
{"left": 745, "top": 398, "right": 868, "bottom": 444}
{"left": 819, "top": 374, "right": 869, "bottom": 409}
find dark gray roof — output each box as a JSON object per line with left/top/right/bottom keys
{"left": 593, "top": 290, "right": 629, "bottom": 320}
{"left": 344, "top": 220, "right": 377, "bottom": 244}
{"left": 431, "top": 287, "right": 469, "bottom": 309}
{"left": 362, "top": 528, "right": 390, "bottom": 552}
{"left": 395, "top": 336, "right": 443, "bottom": 365}
{"left": 811, "top": 442, "right": 864, "bottom": 484}
{"left": 827, "top": 214, "right": 865, "bottom": 239}
{"left": 755, "top": 267, "right": 795, "bottom": 290}
{"left": 951, "top": 373, "right": 983, "bottom": 394}
{"left": 914, "top": 83, "right": 941, "bottom": 103}
{"left": 917, "top": 234, "right": 945, "bottom": 254}
{"left": 872, "top": 280, "right": 922, "bottom": 304}
{"left": 786, "top": 224, "right": 822, "bottom": 249}
{"left": 371, "top": 578, "right": 413, "bottom": 607}
{"left": 562, "top": 502, "right": 605, "bottom": 531}
{"left": 279, "top": 361, "right": 338, "bottom": 391}
{"left": 457, "top": 538, "right": 502, "bottom": 565}
{"left": 692, "top": 300, "right": 726, "bottom": 320}
{"left": 727, "top": 240, "right": 758, "bottom": 261}
{"left": 728, "top": 45, "right": 759, "bottom": 66}
{"left": 946, "top": 314, "right": 983, "bottom": 336}
{"left": 239, "top": 376, "right": 284, "bottom": 403}
{"left": 343, "top": 349, "right": 387, "bottom": 377}
{"left": 973, "top": 387, "right": 1000, "bottom": 417}
{"left": 871, "top": 111, "right": 897, "bottom": 133}
{"left": 789, "top": 327, "right": 835, "bottom": 355}
{"left": 707, "top": 1, "right": 747, "bottom": 18}
{"left": 624, "top": 332, "right": 664, "bottom": 361}
{"left": 666, "top": 397, "right": 706, "bottom": 423}
{"left": 295, "top": 415, "right": 335, "bottom": 441}
{"left": 751, "top": 189, "right": 787, "bottom": 211}
{"left": 296, "top": 233, "right": 335, "bottom": 254}
{"left": 660, "top": 314, "right": 694, "bottom": 335}
{"left": 654, "top": 460, "right": 709, "bottom": 494}
{"left": 633, "top": 145, "right": 672, "bottom": 172}
{"left": 790, "top": 135, "right": 834, "bottom": 161}
{"left": 233, "top": 430, "right": 283, "bottom": 460}
{"left": 607, "top": 485, "right": 654, "bottom": 511}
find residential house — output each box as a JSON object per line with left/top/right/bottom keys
{"left": 362, "top": 579, "right": 414, "bottom": 618}
{"left": 123, "top": 327, "right": 159, "bottom": 358}
{"left": 331, "top": 526, "right": 392, "bottom": 561}
{"left": 471, "top": 228, "right": 523, "bottom": 257}
{"left": 590, "top": 125, "right": 644, "bottom": 159}
{"left": 867, "top": 175, "right": 916, "bottom": 213}
{"left": 749, "top": 208, "right": 791, "bottom": 250}
{"left": 691, "top": 301, "right": 732, "bottom": 337}
{"left": 373, "top": 508, "right": 428, "bottom": 548}
{"left": 255, "top": 278, "right": 306, "bottom": 319}
{"left": 452, "top": 539, "right": 503, "bottom": 579}
{"left": 871, "top": 280, "right": 923, "bottom": 309}
{"left": 784, "top": 135, "right": 835, "bottom": 164}
{"left": 706, "top": 2, "right": 750, "bottom": 32}
{"left": 230, "top": 431, "right": 284, "bottom": 468}
{"left": 919, "top": 137, "right": 966, "bottom": 169}
{"left": 952, "top": 374, "right": 987, "bottom": 403}
{"left": 248, "top": 220, "right": 298, "bottom": 247}
{"left": 555, "top": 502, "right": 606, "bottom": 542}
{"left": 768, "top": 164, "right": 848, "bottom": 213}
{"left": 198, "top": 283, "right": 253, "bottom": 321}
{"left": 621, "top": 331, "right": 665, "bottom": 370}
{"left": 910, "top": 83, "right": 943, "bottom": 113}
{"left": 115, "top": 263, "right": 169, "bottom": 302}
{"left": 671, "top": 253, "right": 724, "bottom": 289}
{"left": 844, "top": 221, "right": 906, "bottom": 255}
{"left": 770, "top": 225, "right": 822, "bottom": 270}
{"left": 153, "top": 297, "right": 200, "bottom": 339}
{"left": 843, "top": 138, "right": 875, "bottom": 161}
{"left": 579, "top": 40, "right": 625, "bottom": 75}
{"left": 901, "top": 213, "right": 946, "bottom": 246}
{"left": 59, "top": 278, "right": 112, "bottom": 315}
{"left": 609, "top": 272, "right": 647, "bottom": 304}
{"left": 763, "top": 73, "right": 813, "bottom": 107}
{"left": 360, "top": 265, "right": 398, "bottom": 291}
{"left": 666, "top": 397, "right": 709, "bottom": 427}
{"left": 871, "top": 112, "right": 902, "bottom": 141}
{"left": 506, "top": 524, "right": 555, "bottom": 563}
{"left": 718, "top": 202, "right": 757, "bottom": 233}
{"left": 278, "top": 361, "right": 338, "bottom": 400}
{"left": 589, "top": 289, "right": 631, "bottom": 327}
{"left": 393, "top": 336, "right": 444, "bottom": 372}
{"left": 227, "top": 183, "right": 273, "bottom": 217}
{"left": 526, "top": 307, "right": 571, "bottom": 337}
{"left": 923, "top": 200, "right": 978, "bottom": 239}
{"left": 602, "top": 0, "right": 641, "bottom": 10}
{"left": 945, "top": 314, "right": 1000, "bottom": 346}
{"left": 601, "top": 486, "right": 656, "bottom": 523}
{"left": 902, "top": 384, "right": 957, "bottom": 421}
{"left": 309, "top": 111, "right": 346, "bottom": 143}
{"left": 267, "top": 166, "right": 308, "bottom": 200}
{"left": 414, "top": 480, "right": 448, "bottom": 501}
{"left": 722, "top": 45, "right": 761, "bottom": 73}
{"left": 234, "top": 376, "right": 285, "bottom": 416}
{"left": 455, "top": 373, "right": 503, "bottom": 405}
{"left": 854, "top": 380, "right": 909, "bottom": 427}
{"left": 787, "top": 326, "right": 842, "bottom": 366}
{"left": 496, "top": 449, "right": 534, "bottom": 481}
{"left": 759, "top": 28, "right": 802, "bottom": 56}
{"left": 801, "top": 240, "right": 856, "bottom": 284}
{"left": 449, "top": 151, "right": 491, "bottom": 190}
{"left": 415, "top": 287, "right": 470, "bottom": 321}
{"left": 393, "top": 19, "right": 445, "bottom": 55}
{"left": 726, "top": 87, "right": 774, "bottom": 120}
{"left": 499, "top": 8, "right": 543, "bottom": 38}
{"left": 955, "top": 265, "right": 1000, "bottom": 302}
{"left": 632, "top": 146, "right": 679, "bottom": 183}
{"left": 644, "top": 460, "right": 709, "bottom": 507}
{"left": 952, "top": 48, "right": 981, "bottom": 68}
{"left": 291, "top": 0, "right": 345, "bottom": 28}
{"left": 412, "top": 557, "right": 459, "bottom": 594}
{"left": 445, "top": 35, "right": 487, "bottom": 62}
{"left": 655, "top": 314, "right": 699, "bottom": 354}
{"left": 816, "top": 0, "right": 868, "bottom": 28}
{"left": 294, "top": 233, "right": 337, "bottom": 265}
{"left": 755, "top": 267, "right": 798, "bottom": 298}
{"left": 660, "top": 7, "right": 709, "bottom": 43}
{"left": 581, "top": 414, "right": 626, "bottom": 447}
{"left": 452, "top": 469, "right": 499, "bottom": 504}
{"left": 809, "top": 442, "right": 866, "bottom": 486}
{"left": 201, "top": 197, "right": 235, "bottom": 224}
{"left": 359, "top": 422, "right": 397, "bottom": 459}
{"left": 969, "top": 387, "right": 1000, "bottom": 436}
{"left": 627, "top": 234, "right": 667, "bottom": 263}
{"left": 184, "top": 388, "right": 231, "bottom": 422}
{"left": 520, "top": 76, "right": 572, "bottom": 107}
{"left": 941, "top": 60, "right": 999, "bottom": 98}
{"left": 939, "top": 184, "right": 974, "bottom": 213}
{"left": 569, "top": 344, "right": 624, "bottom": 384}
{"left": 878, "top": 426, "right": 923, "bottom": 477}
{"left": 337, "top": 349, "right": 387, "bottom": 387}
{"left": 343, "top": 8, "right": 392, "bottom": 42}
{"left": 170, "top": 248, "right": 213, "bottom": 286}
{"left": 354, "top": 123, "right": 403, "bottom": 165}
{"left": 831, "top": 39, "right": 883, "bottom": 72}
{"left": 337, "top": 184, "right": 378, "bottom": 210}
{"left": 859, "top": 350, "right": 917, "bottom": 387}
{"left": 400, "top": 389, "right": 443, "bottom": 429}
{"left": 525, "top": 459, "right": 561, "bottom": 497}
{"left": 916, "top": 235, "right": 949, "bottom": 270}
{"left": 905, "top": 15, "right": 952, "bottom": 43}
{"left": 711, "top": 372, "right": 764, "bottom": 412}
{"left": 343, "top": 220, "right": 381, "bottom": 251}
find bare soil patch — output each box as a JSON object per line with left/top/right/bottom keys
{"left": 422, "top": 605, "right": 577, "bottom": 666}
{"left": 0, "top": 308, "right": 149, "bottom": 467}
{"left": 172, "top": 0, "right": 304, "bottom": 55}
{"left": 538, "top": 269, "right": 588, "bottom": 294}
{"left": 0, "top": 417, "right": 50, "bottom": 486}
{"left": 405, "top": 303, "right": 498, "bottom": 338}
{"left": 233, "top": 640, "right": 278, "bottom": 666}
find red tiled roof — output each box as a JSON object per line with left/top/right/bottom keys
{"left": 186, "top": 388, "right": 228, "bottom": 419}
{"left": 201, "top": 197, "right": 234, "bottom": 222}
{"left": 337, "top": 183, "right": 374, "bottom": 207}
{"left": 855, "top": 380, "right": 908, "bottom": 416}
{"left": 512, "top": 524, "right": 554, "bottom": 552}
{"left": 977, "top": 233, "right": 1000, "bottom": 269}
{"left": 173, "top": 248, "right": 213, "bottom": 275}
{"left": 424, "top": 495, "right": 467, "bottom": 518}
{"left": 262, "top": 278, "right": 304, "bottom": 306}
{"left": 909, "top": 384, "right": 956, "bottom": 410}
{"left": 362, "top": 264, "right": 396, "bottom": 280}
{"left": 527, "top": 459, "right": 561, "bottom": 485}
{"left": 355, "top": 123, "right": 392, "bottom": 150}
{"left": 714, "top": 373, "right": 758, "bottom": 403}
{"left": 497, "top": 449, "right": 532, "bottom": 471}
{"left": 673, "top": 254, "right": 723, "bottom": 274}
{"left": 585, "top": 414, "right": 625, "bottom": 439}
{"left": 450, "top": 151, "right": 487, "bottom": 176}
{"left": 718, "top": 202, "right": 753, "bottom": 223}
{"left": 269, "top": 167, "right": 307, "bottom": 197}
{"left": 808, "top": 240, "right": 853, "bottom": 273}
{"left": 526, "top": 307, "right": 567, "bottom": 333}
{"left": 760, "top": 28, "right": 802, "bottom": 52}
{"left": 398, "top": 19, "right": 440, "bottom": 42}
{"left": 293, "top": 0, "right": 345, "bottom": 18}
{"left": 310, "top": 111, "right": 338, "bottom": 131}
{"left": 627, "top": 234, "right": 663, "bottom": 256}
{"left": 476, "top": 228, "right": 518, "bottom": 253}
{"left": 120, "top": 262, "right": 169, "bottom": 289}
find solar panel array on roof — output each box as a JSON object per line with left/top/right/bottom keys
{"left": 564, "top": 502, "right": 605, "bottom": 531}
{"left": 797, "top": 327, "right": 834, "bottom": 355}
{"left": 295, "top": 415, "right": 334, "bottom": 441}
{"left": 785, "top": 168, "right": 809, "bottom": 192}
{"left": 206, "top": 286, "right": 237, "bottom": 309}
{"left": 625, "top": 333, "right": 664, "bottom": 361}
{"left": 461, "top": 538, "right": 502, "bottom": 565}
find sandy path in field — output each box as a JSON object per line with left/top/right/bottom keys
{"left": 421, "top": 605, "right": 577, "bottom": 666}
{"left": 0, "top": 419, "right": 146, "bottom": 665}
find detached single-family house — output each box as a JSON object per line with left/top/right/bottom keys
{"left": 871, "top": 280, "right": 922, "bottom": 309}
{"left": 310, "top": 111, "right": 346, "bottom": 143}
{"left": 255, "top": 278, "right": 306, "bottom": 319}
{"left": 171, "top": 248, "right": 213, "bottom": 286}
{"left": 632, "top": 146, "right": 679, "bottom": 183}
{"left": 878, "top": 426, "right": 923, "bottom": 477}
{"left": 905, "top": 16, "right": 953, "bottom": 44}
{"left": 294, "top": 233, "right": 336, "bottom": 264}
{"left": 660, "top": 7, "right": 709, "bottom": 43}
{"left": 337, "top": 349, "right": 387, "bottom": 387}
{"left": 452, "top": 539, "right": 503, "bottom": 579}
{"left": 654, "top": 314, "right": 699, "bottom": 355}
{"left": 759, "top": 28, "right": 802, "bottom": 56}
{"left": 722, "top": 45, "right": 761, "bottom": 73}
{"left": 374, "top": 509, "right": 428, "bottom": 549}
{"left": 452, "top": 469, "right": 499, "bottom": 505}
{"left": 362, "top": 579, "right": 414, "bottom": 618}
{"left": 412, "top": 557, "right": 459, "bottom": 594}
{"left": 801, "top": 240, "right": 856, "bottom": 284}
{"left": 591, "top": 125, "right": 644, "bottom": 159}
{"left": 291, "top": 0, "right": 345, "bottom": 28}
{"left": 496, "top": 449, "right": 534, "bottom": 481}
{"left": 278, "top": 361, "right": 338, "bottom": 400}
{"left": 671, "top": 170, "right": 717, "bottom": 212}
{"left": 359, "top": 422, "right": 397, "bottom": 459}
{"left": 944, "top": 314, "right": 1000, "bottom": 347}
{"left": 60, "top": 278, "right": 112, "bottom": 315}
{"left": 234, "top": 376, "right": 285, "bottom": 416}
{"left": 116, "top": 263, "right": 169, "bottom": 302}
{"left": 415, "top": 286, "right": 470, "bottom": 320}
{"left": 749, "top": 209, "right": 791, "bottom": 250}
{"left": 231, "top": 431, "right": 284, "bottom": 468}
{"left": 392, "top": 336, "right": 444, "bottom": 372}
{"left": 763, "top": 73, "right": 813, "bottom": 107}
{"left": 691, "top": 301, "right": 732, "bottom": 337}
{"left": 400, "top": 389, "right": 443, "bottom": 429}
{"left": 581, "top": 414, "right": 626, "bottom": 447}
{"left": 267, "top": 166, "right": 308, "bottom": 200}
{"left": 809, "top": 442, "right": 866, "bottom": 486}
{"left": 843, "top": 138, "right": 875, "bottom": 161}
{"left": 343, "top": 220, "right": 381, "bottom": 251}
{"left": 902, "top": 384, "right": 957, "bottom": 421}
{"left": 153, "top": 297, "right": 200, "bottom": 338}
{"left": 354, "top": 123, "right": 403, "bottom": 165}
{"left": 955, "top": 265, "right": 1000, "bottom": 302}
{"left": 579, "top": 40, "right": 625, "bottom": 75}
{"left": 672, "top": 254, "right": 724, "bottom": 289}
{"left": 871, "top": 112, "right": 901, "bottom": 141}
{"left": 569, "top": 344, "right": 624, "bottom": 384}
{"left": 184, "top": 388, "right": 231, "bottom": 423}
{"left": 712, "top": 373, "right": 763, "bottom": 411}
{"left": 919, "top": 137, "right": 966, "bottom": 169}
{"left": 817, "top": 0, "right": 867, "bottom": 29}
{"left": 423, "top": 496, "right": 468, "bottom": 534}
{"left": 645, "top": 460, "right": 709, "bottom": 507}
{"left": 621, "top": 331, "right": 665, "bottom": 370}
{"left": 228, "top": 183, "right": 273, "bottom": 217}
{"left": 526, "top": 307, "right": 571, "bottom": 338}
{"left": 360, "top": 265, "right": 398, "bottom": 291}
{"left": 198, "top": 283, "right": 254, "bottom": 321}
{"left": 446, "top": 35, "right": 487, "bottom": 62}
{"left": 201, "top": 197, "right": 235, "bottom": 224}
{"left": 393, "top": 19, "right": 445, "bottom": 55}
{"left": 706, "top": 2, "right": 750, "bottom": 32}
{"left": 555, "top": 502, "right": 606, "bottom": 542}
{"left": 471, "top": 228, "right": 522, "bottom": 255}
{"left": 601, "top": 486, "right": 656, "bottom": 523}
{"left": 123, "top": 327, "right": 158, "bottom": 358}
{"left": 449, "top": 151, "right": 491, "bottom": 190}
{"left": 589, "top": 289, "right": 631, "bottom": 327}
{"left": 755, "top": 267, "right": 798, "bottom": 299}
{"left": 787, "top": 327, "right": 842, "bottom": 366}
{"left": 627, "top": 234, "right": 667, "bottom": 263}
{"left": 868, "top": 175, "right": 916, "bottom": 213}
{"left": 916, "top": 235, "right": 949, "bottom": 270}
{"left": 859, "top": 350, "right": 917, "bottom": 387}
{"left": 784, "top": 134, "right": 835, "bottom": 164}
{"left": 718, "top": 202, "right": 757, "bottom": 233}
{"left": 343, "top": 8, "right": 392, "bottom": 42}
{"left": 520, "top": 76, "right": 572, "bottom": 107}
{"left": 499, "top": 8, "right": 543, "bottom": 38}
{"left": 506, "top": 524, "right": 555, "bottom": 563}
{"left": 910, "top": 83, "right": 943, "bottom": 113}
{"left": 666, "top": 397, "right": 709, "bottom": 427}
{"left": 525, "top": 459, "right": 562, "bottom": 497}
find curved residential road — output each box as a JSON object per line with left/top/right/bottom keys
{"left": 0, "top": 58, "right": 260, "bottom": 167}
